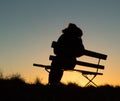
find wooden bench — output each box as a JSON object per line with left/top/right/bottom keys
{"left": 33, "top": 41, "right": 107, "bottom": 87}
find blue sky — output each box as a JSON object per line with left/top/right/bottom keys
{"left": 0, "top": 0, "right": 120, "bottom": 85}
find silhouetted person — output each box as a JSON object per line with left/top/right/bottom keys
{"left": 49, "top": 23, "right": 85, "bottom": 85}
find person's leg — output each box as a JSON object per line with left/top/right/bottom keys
{"left": 48, "top": 69, "right": 63, "bottom": 85}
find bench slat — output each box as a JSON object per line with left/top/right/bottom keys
{"left": 84, "top": 50, "right": 107, "bottom": 60}
{"left": 33, "top": 64, "right": 51, "bottom": 69}
{"left": 71, "top": 69, "right": 103, "bottom": 75}
{"left": 33, "top": 63, "right": 103, "bottom": 75}
{"left": 76, "top": 61, "right": 104, "bottom": 69}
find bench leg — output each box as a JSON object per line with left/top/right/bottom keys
{"left": 82, "top": 74, "right": 97, "bottom": 87}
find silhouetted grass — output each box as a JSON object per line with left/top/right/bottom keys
{"left": 0, "top": 73, "right": 120, "bottom": 101}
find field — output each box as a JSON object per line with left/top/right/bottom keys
{"left": 0, "top": 74, "right": 120, "bottom": 101}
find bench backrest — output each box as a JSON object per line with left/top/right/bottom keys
{"left": 50, "top": 41, "right": 107, "bottom": 70}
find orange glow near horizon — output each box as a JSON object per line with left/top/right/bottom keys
{"left": 1, "top": 46, "right": 119, "bottom": 87}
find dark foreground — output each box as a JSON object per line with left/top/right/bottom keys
{"left": 0, "top": 76, "right": 120, "bottom": 101}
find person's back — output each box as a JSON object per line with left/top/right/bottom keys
{"left": 49, "top": 23, "right": 85, "bottom": 85}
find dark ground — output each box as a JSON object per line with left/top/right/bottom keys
{"left": 0, "top": 75, "right": 120, "bottom": 101}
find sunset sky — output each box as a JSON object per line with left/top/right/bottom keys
{"left": 0, "top": 0, "right": 120, "bottom": 86}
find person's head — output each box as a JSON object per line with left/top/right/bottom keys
{"left": 62, "top": 23, "right": 83, "bottom": 37}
